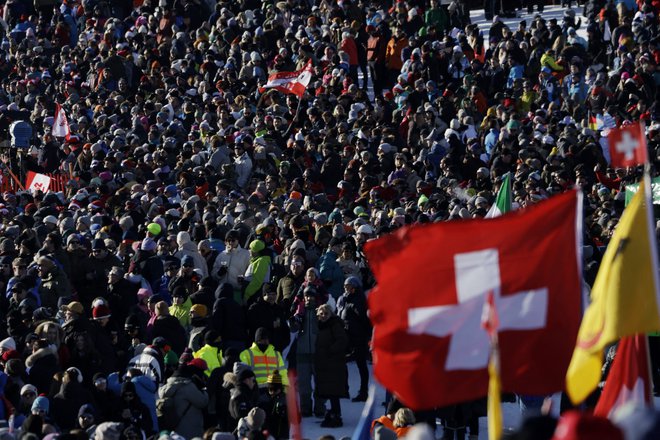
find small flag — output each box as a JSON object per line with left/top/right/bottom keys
{"left": 52, "top": 103, "right": 70, "bottom": 140}
{"left": 485, "top": 173, "right": 512, "bottom": 218}
{"left": 260, "top": 60, "right": 313, "bottom": 97}
{"left": 26, "top": 171, "right": 51, "bottom": 194}
{"left": 351, "top": 384, "right": 377, "bottom": 440}
{"left": 566, "top": 177, "right": 660, "bottom": 404}
{"left": 594, "top": 334, "right": 653, "bottom": 417}
{"left": 608, "top": 122, "right": 648, "bottom": 168}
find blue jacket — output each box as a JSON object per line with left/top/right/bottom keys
{"left": 108, "top": 373, "right": 158, "bottom": 433}
{"left": 317, "top": 250, "right": 344, "bottom": 299}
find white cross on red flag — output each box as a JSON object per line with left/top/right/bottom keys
{"left": 608, "top": 122, "right": 648, "bottom": 168}
{"left": 365, "top": 191, "right": 582, "bottom": 410}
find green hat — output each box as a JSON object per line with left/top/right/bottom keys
{"left": 249, "top": 239, "right": 265, "bottom": 253}
{"left": 147, "top": 223, "right": 161, "bottom": 235}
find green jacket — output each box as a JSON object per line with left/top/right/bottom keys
{"left": 245, "top": 255, "right": 271, "bottom": 300}
{"left": 425, "top": 7, "right": 448, "bottom": 34}
{"left": 170, "top": 297, "right": 193, "bottom": 328}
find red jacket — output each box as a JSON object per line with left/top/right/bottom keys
{"left": 341, "top": 37, "right": 359, "bottom": 66}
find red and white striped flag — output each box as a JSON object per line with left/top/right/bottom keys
{"left": 260, "top": 60, "right": 313, "bottom": 97}
{"left": 52, "top": 103, "right": 70, "bottom": 140}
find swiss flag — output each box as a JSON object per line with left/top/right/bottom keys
{"left": 594, "top": 334, "right": 652, "bottom": 418}
{"left": 365, "top": 190, "right": 582, "bottom": 410}
{"left": 608, "top": 122, "right": 648, "bottom": 168}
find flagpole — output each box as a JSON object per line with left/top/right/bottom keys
{"left": 643, "top": 335, "right": 655, "bottom": 407}
{"left": 642, "top": 126, "right": 658, "bottom": 407}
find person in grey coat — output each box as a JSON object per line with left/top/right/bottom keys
{"left": 157, "top": 360, "right": 209, "bottom": 439}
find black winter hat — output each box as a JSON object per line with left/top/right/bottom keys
{"left": 254, "top": 327, "right": 269, "bottom": 342}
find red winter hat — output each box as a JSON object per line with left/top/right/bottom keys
{"left": 187, "top": 358, "right": 207, "bottom": 371}
{"left": 92, "top": 305, "right": 111, "bottom": 320}
{"left": 551, "top": 411, "right": 623, "bottom": 440}
{"left": 1, "top": 349, "right": 20, "bottom": 362}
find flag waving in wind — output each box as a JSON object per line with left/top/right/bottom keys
{"left": 365, "top": 190, "right": 582, "bottom": 410}
{"left": 52, "top": 103, "right": 70, "bottom": 140}
{"left": 260, "top": 60, "right": 313, "bottom": 97}
{"left": 486, "top": 173, "right": 512, "bottom": 218}
{"left": 566, "top": 176, "right": 660, "bottom": 404}
{"left": 594, "top": 334, "right": 652, "bottom": 418}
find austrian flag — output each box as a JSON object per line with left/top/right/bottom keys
{"left": 52, "top": 103, "right": 70, "bottom": 140}
{"left": 365, "top": 191, "right": 583, "bottom": 410}
{"left": 260, "top": 60, "right": 313, "bottom": 97}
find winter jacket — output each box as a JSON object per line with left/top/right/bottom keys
{"left": 336, "top": 291, "right": 371, "bottom": 342}
{"left": 292, "top": 307, "right": 318, "bottom": 357}
{"left": 158, "top": 375, "right": 209, "bottom": 439}
{"left": 175, "top": 238, "right": 208, "bottom": 278}
{"left": 38, "top": 266, "right": 72, "bottom": 311}
{"left": 246, "top": 300, "right": 290, "bottom": 353}
{"left": 193, "top": 344, "right": 223, "bottom": 377}
{"left": 50, "top": 381, "right": 93, "bottom": 430}
{"left": 127, "top": 348, "right": 164, "bottom": 384}
{"left": 170, "top": 297, "right": 193, "bottom": 329}
{"left": 229, "top": 380, "right": 259, "bottom": 426}
{"left": 317, "top": 250, "right": 345, "bottom": 299}
{"left": 212, "top": 247, "right": 251, "bottom": 289}
{"left": 244, "top": 254, "right": 271, "bottom": 301}
{"left": 386, "top": 37, "right": 408, "bottom": 71}
{"left": 152, "top": 315, "right": 187, "bottom": 356}
{"left": 314, "top": 316, "right": 348, "bottom": 398}
{"left": 25, "top": 346, "right": 59, "bottom": 394}
{"left": 108, "top": 373, "right": 158, "bottom": 433}
{"left": 212, "top": 283, "right": 247, "bottom": 344}
{"left": 239, "top": 343, "right": 288, "bottom": 388}
{"left": 234, "top": 152, "right": 253, "bottom": 187}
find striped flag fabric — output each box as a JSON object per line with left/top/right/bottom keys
{"left": 52, "top": 103, "right": 70, "bottom": 140}
{"left": 260, "top": 60, "right": 313, "bottom": 97}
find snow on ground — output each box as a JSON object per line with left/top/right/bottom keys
{"left": 302, "top": 6, "right": 593, "bottom": 439}
{"left": 470, "top": 5, "right": 588, "bottom": 41}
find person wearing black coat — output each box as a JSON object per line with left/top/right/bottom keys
{"left": 212, "top": 283, "right": 247, "bottom": 351}
{"left": 246, "top": 284, "right": 290, "bottom": 353}
{"left": 228, "top": 368, "right": 259, "bottom": 431}
{"left": 151, "top": 302, "right": 187, "bottom": 356}
{"left": 190, "top": 277, "right": 216, "bottom": 312}
{"left": 207, "top": 348, "right": 240, "bottom": 430}
{"left": 25, "top": 339, "right": 59, "bottom": 395}
{"left": 50, "top": 368, "right": 94, "bottom": 430}
{"left": 336, "top": 276, "right": 371, "bottom": 402}
{"left": 113, "top": 381, "right": 154, "bottom": 437}
{"left": 315, "top": 305, "right": 348, "bottom": 428}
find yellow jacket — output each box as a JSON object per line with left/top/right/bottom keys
{"left": 193, "top": 344, "right": 223, "bottom": 377}
{"left": 240, "top": 343, "right": 288, "bottom": 387}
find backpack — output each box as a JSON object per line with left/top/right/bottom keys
{"left": 156, "top": 387, "right": 191, "bottom": 431}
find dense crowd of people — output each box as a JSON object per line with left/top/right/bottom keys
{"left": 0, "top": 0, "right": 657, "bottom": 439}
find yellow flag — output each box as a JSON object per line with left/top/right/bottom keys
{"left": 566, "top": 177, "right": 660, "bottom": 404}
{"left": 487, "top": 353, "right": 503, "bottom": 440}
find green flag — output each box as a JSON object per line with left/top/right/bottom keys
{"left": 486, "top": 173, "right": 512, "bottom": 218}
